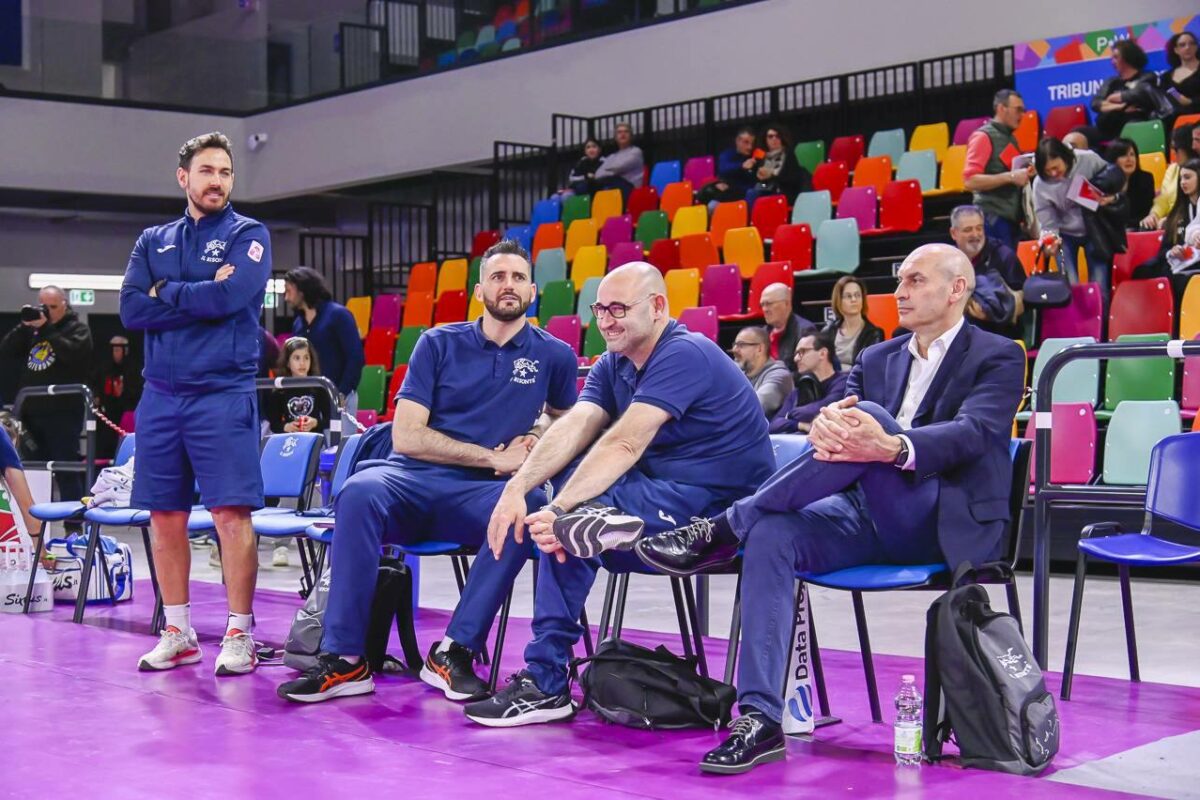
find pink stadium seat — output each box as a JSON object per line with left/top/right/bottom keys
{"left": 356, "top": 409, "right": 378, "bottom": 428}
{"left": 609, "top": 241, "right": 645, "bottom": 268}
{"left": 683, "top": 156, "right": 717, "bottom": 188}
{"left": 369, "top": 294, "right": 402, "bottom": 332}
{"left": 1182, "top": 346, "right": 1200, "bottom": 420}
{"left": 545, "top": 314, "right": 582, "bottom": 355}
{"left": 598, "top": 214, "right": 634, "bottom": 249}
{"left": 1025, "top": 403, "right": 1097, "bottom": 485}
{"left": 1038, "top": 283, "right": 1103, "bottom": 345}
{"left": 952, "top": 116, "right": 989, "bottom": 145}
{"left": 836, "top": 186, "right": 878, "bottom": 233}
{"left": 678, "top": 306, "right": 718, "bottom": 343}
{"left": 700, "top": 264, "right": 742, "bottom": 317}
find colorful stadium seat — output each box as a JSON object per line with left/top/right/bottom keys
{"left": 433, "top": 289, "right": 468, "bottom": 325}
{"left": 827, "top": 134, "right": 865, "bottom": 171}
{"left": 1039, "top": 283, "right": 1103, "bottom": 343}
{"left": 1013, "top": 110, "right": 1039, "bottom": 153}
{"left": 750, "top": 194, "right": 788, "bottom": 241}
{"left": 635, "top": 210, "right": 669, "bottom": 250}
{"left": 1097, "top": 334, "right": 1175, "bottom": 421}
{"left": 565, "top": 218, "right": 598, "bottom": 262}
{"left": 402, "top": 290, "right": 435, "bottom": 329}
{"left": 437, "top": 259, "right": 468, "bottom": 297}
{"left": 646, "top": 238, "right": 682, "bottom": 274}
{"left": 408, "top": 261, "right": 437, "bottom": 294}
{"left": 1044, "top": 105, "right": 1087, "bottom": 141}
{"left": 571, "top": 245, "right": 607, "bottom": 287}
{"left": 836, "top": 186, "right": 877, "bottom": 233}
{"left": 683, "top": 156, "right": 716, "bottom": 189}
{"left": 1139, "top": 152, "right": 1167, "bottom": 192}
{"left": 626, "top": 185, "right": 659, "bottom": 223}
{"left": 590, "top": 189, "right": 623, "bottom": 225}
{"left": 503, "top": 224, "right": 532, "bottom": 253}
{"left": 952, "top": 116, "right": 988, "bottom": 145}
{"left": 896, "top": 149, "right": 937, "bottom": 193}
{"left": 1112, "top": 230, "right": 1166, "bottom": 289}
{"left": 677, "top": 305, "right": 718, "bottom": 343}
{"left": 363, "top": 328, "right": 396, "bottom": 367}
{"left": 609, "top": 241, "right": 645, "bottom": 269}
{"left": 1100, "top": 400, "right": 1181, "bottom": 485}
{"left": 700, "top": 264, "right": 741, "bottom": 317}
{"left": 792, "top": 190, "right": 832, "bottom": 229}
{"left": 356, "top": 366, "right": 387, "bottom": 412}
{"left": 598, "top": 214, "right": 634, "bottom": 249}
{"left": 770, "top": 224, "right": 813, "bottom": 272}
{"left": 531, "top": 221, "right": 564, "bottom": 260}
{"left": 471, "top": 230, "right": 501, "bottom": 258}
{"left": 677, "top": 233, "right": 720, "bottom": 271}
{"left": 811, "top": 218, "right": 860, "bottom": 275}
{"left": 793, "top": 140, "right": 826, "bottom": 173}
{"left": 1181, "top": 276, "right": 1200, "bottom": 341}
{"left": 812, "top": 162, "right": 849, "bottom": 204}
{"left": 370, "top": 293, "right": 402, "bottom": 333}
{"left": 562, "top": 194, "right": 592, "bottom": 230}
{"left": 851, "top": 155, "right": 892, "bottom": 194}
{"left": 865, "top": 294, "right": 899, "bottom": 340}
{"left": 670, "top": 204, "right": 708, "bottom": 239}
{"left": 539, "top": 280, "right": 576, "bottom": 320}
{"left": 345, "top": 296, "right": 371, "bottom": 339}
{"left": 1120, "top": 120, "right": 1165, "bottom": 155}
{"left": 908, "top": 122, "right": 950, "bottom": 162}
{"left": 649, "top": 161, "right": 683, "bottom": 194}
{"left": 878, "top": 179, "right": 924, "bottom": 234}
{"left": 577, "top": 277, "right": 602, "bottom": 327}
{"left": 867, "top": 128, "right": 905, "bottom": 166}
{"left": 545, "top": 315, "right": 581, "bottom": 355}
{"left": 1107, "top": 278, "right": 1173, "bottom": 340}
{"left": 723, "top": 227, "right": 765, "bottom": 279}
{"left": 660, "top": 182, "right": 696, "bottom": 222}
{"left": 924, "top": 144, "right": 967, "bottom": 196}
{"left": 534, "top": 247, "right": 568, "bottom": 286}
{"left": 723, "top": 261, "right": 794, "bottom": 321}
{"left": 708, "top": 201, "right": 747, "bottom": 248}
{"left": 393, "top": 326, "right": 427, "bottom": 368}
{"left": 665, "top": 268, "right": 700, "bottom": 313}
{"left": 530, "top": 196, "right": 562, "bottom": 232}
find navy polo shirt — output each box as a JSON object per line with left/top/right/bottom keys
{"left": 0, "top": 429, "right": 20, "bottom": 472}
{"left": 397, "top": 319, "right": 578, "bottom": 451}
{"left": 580, "top": 320, "right": 775, "bottom": 497}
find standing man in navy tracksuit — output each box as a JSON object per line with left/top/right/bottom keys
{"left": 119, "top": 132, "right": 272, "bottom": 676}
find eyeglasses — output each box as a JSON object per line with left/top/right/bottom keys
{"left": 732, "top": 341, "right": 764, "bottom": 349}
{"left": 590, "top": 294, "right": 654, "bottom": 320}
{"left": 794, "top": 347, "right": 815, "bottom": 355}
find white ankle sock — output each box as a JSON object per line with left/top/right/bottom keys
{"left": 437, "top": 636, "right": 455, "bottom": 654}
{"left": 164, "top": 603, "right": 191, "bottom": 634}
{"left": 227, "top": 611, "right": 253, "bottom": 635}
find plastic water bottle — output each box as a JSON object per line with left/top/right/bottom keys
{"left": 894, "top": 674, "right": 923, "bottom": 766}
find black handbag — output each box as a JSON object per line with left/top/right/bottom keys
{"left": 1023, "top": 244, "right": 1072, "bottom": 308}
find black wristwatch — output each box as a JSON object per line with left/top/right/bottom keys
{"left": 892, "top": 437, "right": 910, "bottom": 468}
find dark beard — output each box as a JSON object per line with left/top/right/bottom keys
{"left": 483, "top": 294, "right": 529, "bottom": 322}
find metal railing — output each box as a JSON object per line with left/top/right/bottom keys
{"left": 1029, "top": 339, "right": 1200, "bottom": 668}
{"left": 12, "top": 384, "right": 97, "bottom": 498}
{"left": 254, "top": 376, "right": 344, "bottom": 446}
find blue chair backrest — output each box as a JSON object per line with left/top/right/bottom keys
{"left": 496, "top": 20, "right": 517, "bottom": 40}
{"left": 503, "top": 225, "right": 532, "bottom": 252}
{"left": 329, "top": 434, "right": 363, "bottom": 499}
{"left": 649, "top": 161, "right": 682, "bottom": 194}
{"left": 114, "top": 433, "right": 136, "bottom": 467}
{"left": 769, "top": 434, "right": 810, "bottom": 470}
{"left": 1146, "top": 433, "right": 1200, "bottom": 530}
{"left": 531, "top": 197, "right": 562, "bottom": 231}
{"left": 260, "top": 432, "right": 322, "bottom": 499}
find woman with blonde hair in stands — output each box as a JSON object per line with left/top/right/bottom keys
{"left": 820, "top": 276, "right": 883, "bottom": 372}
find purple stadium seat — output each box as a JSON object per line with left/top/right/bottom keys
{"left": 599, "top": 214, "right": 634, "bottom": 249}
{"left": 1037, "top": 283, "right": 1103, "bottom": 347}
{"left": 835, "top": 186, "right": 878, "bottom": 233}
{"left": 677, "top": 306, "right": 718, "bottom": 343}
{"left": 609, "top": 241, "right": 645, "bottom": 269}
{"left": 370, "top": 294, "right": 402, "bottom": 332}
{"left": 545, "top": 314, "right": 582, "bottom": 355}
{"left": 700, "top": 264, "right": 741, "bottom": 317}
{"left": 683, "top": 156, "right": 716, "bottom": 189}
{"left": 952, "top": 116, "right": 989, "bottom": 145}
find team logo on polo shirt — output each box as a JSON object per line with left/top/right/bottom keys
{"left": 27, "top": 340, "right": 55, "bottom": 372}
{"left": 201, "top": 239, "right": 227, "bottom": 263}
{"left": 511, "top": 358, "right": 539, "bottom": 385}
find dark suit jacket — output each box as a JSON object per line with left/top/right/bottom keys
{"left": 846, "top": 322, "right": 1025, "bottom": 569}
{"left": 775, "top": 313, "right": 818, "bottom": 371}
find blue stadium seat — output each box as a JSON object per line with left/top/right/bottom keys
{"left": 649, "top": 161, "right": 682, "bottom": 194}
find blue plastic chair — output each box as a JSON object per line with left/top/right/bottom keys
{"left": 533, "top": 247, "right": 568, "bottom": 286}
{"left": 649, "top": 161, "right": 682, "bottom": 195}
{"left": 1061, "top": 433, "right": 1200, "bottom": 700}
{"left": 867, "top": 128, "right": 906, "bottom": 166}
{"left": 503, "top": 225, "right": 533, "bottom": 254}
{"left": 530, "top": 196, "right": 562, "bottom": 234}
{"left": 896, "top": 150, "right": 938, "bottom": 194}
{"left": 809, "top": 218, "right": 860, "bottom": 275}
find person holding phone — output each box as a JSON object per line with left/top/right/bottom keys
{"left": 1161, "top": 31, "right": 1200, "bottom": 112}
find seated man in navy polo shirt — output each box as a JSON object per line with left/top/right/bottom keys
{"left": 464, "top": 261, "right": 775, "bottom": 727}
{"left": 278, "top": 240, "right": 579, "bottom": 704}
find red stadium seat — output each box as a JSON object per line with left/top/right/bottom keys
{"left": 471, "top": 230, "right": 501, "bottom": 258}
{"left": 677, "top": 233, "right": 720, "bottom": 271}
{"left": 433, "top": 289, "right": 468, "bottom": 325}
{"left": 812, "top": 161, "right": 849, "bottom": 204}
{"left": 1044, "top": 105, "right": 1088, "bottom": 141}
{"left": 827, "top": 135, "right": 865, "bottom": 171}
{"left": 646, "top": 238, "right": 681, "bottom": 274}
{"left": 750, "top": 194, "right": 788, "bottom": 241}
{"left": 381, "top": 365, "right": 409, "bottom": 421}
{"left": 877, "top": 180, "right": 924, "bottom": 234}
{"left": 771, "top": 224, "right": 813, "bottom": 272}
{"left": 724, "top": 261, "right": 794, "bottom": 322}
{"left": 1108, "top": 278, "right": 1174, "bottom": 340}
{"left": 626, "top": 186, "right": 659, "bottom": 223}
{"left": 1112, "top": 230, "right": 1165, "bottom": 289}
{"left": 363, "top": 328, "right": 396, "bottom": 367}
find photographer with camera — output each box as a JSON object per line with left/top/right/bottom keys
{"left": 0, "top": 286, "right": 93, "bottom": 504}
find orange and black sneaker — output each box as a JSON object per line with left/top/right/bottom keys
{"left": 420, "top": 641, "right": 489, "bottom": 701}
{"left": 277, "top": 653, "right": 375, "bottom": 703}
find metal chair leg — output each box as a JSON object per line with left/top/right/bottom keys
{"left": 852, "top": 591, "right": 881, "bottom": 723}
{"left": 295, "top": 538, "right": 314, "bottom": 598}
{"left": 1060, "top": 551, "right": 1089, "bottom": 701}
{"left": 1006, "top": 576, "right": 1024, "bottom": 636}
{"left": 72, "top": 522, "right": 102, "bottom": 624}
{"left": 579, "top": 607, "right": 594, "bottom": 657}
{"left": 1118, "top": 564, "right": 1140, "bottom": 683}
{"left": 669, "top": 577, "right": 695, "bottom": 660}
{"left": 724, "top": 571, "right": 743, "bottom": 685}
{"left": 681, "top": 576, "right": 709, "bottom": 678}
{"left": 612, "top": 573, "right": 631, "bottom": 638}
{"left": 598, "top": 571, "right": 616, "bottom": 641}
{"left": 140, "top": 526, "right": 164, "bottom": 634}
{"left": 22, "top": 521, "right": 48, "bottom": 613}
{"left": 809, "top": 606, "right": 831, "bottom": 718}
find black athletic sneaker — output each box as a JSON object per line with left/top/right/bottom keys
{"left": 463, "top": 670, "right": 575, "bottom": 727}
{"left": 420, "top": 641, "right": 490, "bottom": 701}
{"left": 552, "top": 503, "right": 645, "bottom": 559}
{"left": 277, "top": 652, "right": 375, "bottom": 704}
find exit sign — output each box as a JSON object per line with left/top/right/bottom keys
{"left": 69, "top": 289, "right": 95, "bottom": 306}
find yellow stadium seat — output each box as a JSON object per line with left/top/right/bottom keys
{"left": 665, "top": 268, "right": 700, "bottom": 314}
{"left": 1180, "top": 275, "right": 1200, "bottom": 341}
{"left": 467, "top": 292, "right": 485, "bottom": 321}
{"left": 436, "top": 258, "right": 468, "bottom": 298}
{"left": 908, "top": 122, "right": 950, "bottom": 162}
{"left": 345, "top": 296, "right": 371, "bottom": 339}
{"left": 565, "top": 218, "right": 598, "bottom": 262}
{"left": 1139, "top": 152, "right": 1167, "bottom": 193}
{"left": 590, "top": 189, "right": 624, "bottom": 225}
{"left": 671, "top": 204, "right": 708, "bottom": 238}
{"left": 571, "top": 245, "right": 607, "bottom": 288}
{"left": 723, "top": 226, "right": 765, "bottom": 279}
{"left": 925, "top": 145, "right": 967, "bottom": 195}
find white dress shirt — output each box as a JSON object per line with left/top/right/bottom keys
{"left": 895, "top": 317, "right": 965, "bottom": 470}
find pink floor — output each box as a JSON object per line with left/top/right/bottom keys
{"left": 3, "top": 579, "right": 1195, "bottom": 799}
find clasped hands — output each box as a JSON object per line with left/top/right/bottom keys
{"left": 808, "top": 395, "right": 901, "bottom": 464}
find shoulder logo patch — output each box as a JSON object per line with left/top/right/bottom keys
{"left": 247, "top": 240, "right": 264, "bottom": 263}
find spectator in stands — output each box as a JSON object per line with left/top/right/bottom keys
{"left": 1106, "top": 138, "right": 1155, "bottom": 229}
{"left": 566, "top": 138, "right": 605, "bottom": 196}
{"left": 636, "top": 244, "right": 1024, "bottom": 775}
{"left": 592, "top": 122, "right": 644, "bottom": 199}
{"left": 265, "top": 337, "right": 329, "bottom": 436}
{"left": 731, "top": 326, "right": 793, "bottom": 417}
{"left": 700, "top": 127, "right": 759, "bottom": 208}
{"left": 119, "top": 131, "right": 272, "bottom": 676}
{"left": 278, "top": 240, "right": 579, "bottom": 705}
{"left": 258, "top": 327, "right": 280, "bottom": 378}
{"left": 1033, "top": 136, "right": 1122, "bottom": 307}
{"left": 1062, "top": 127, "right": 1097, "bottom": 152}
{"left": 1132, "top": 157, "right": 1200, "bottom": 299}
{"left": 822, "top": 276, "right": 883, "bottom": 373}
{"left": 964, "top": 89, "right": 1034, "bottom": 249}
{"left": 1142, "top": 124, "right": 1197, "bottom": 229}
{"left": 0, "top": 284, "right": 93, "bottom": 505}
{"left": 1092, "top": 40, "right": 1163, "bottom": 140}
{"left": 768, "top": 330, "right": 846, "bottom": 434}
{"left": 948, "top": 205, "right": 1025, "bottom": 339}
{"left": 1160, "top": 32, "right": 1199, "bottom": 116}
{"left": 760, "top": 282, "right": 816, "bottom": 375}
{"left": 285, "top": 267, "right": 364, "bottom": 420}
{"left": 464, "top": 262, "right": 774, "bottom": 728}
{"left": 744, "top": 123, "right": 810, "bottom": 210}
{"left": 1, "top": 422, "right": 41, "bottom": 555}
{"left": 90, "top": 335, "right": 142, "bottom": 461}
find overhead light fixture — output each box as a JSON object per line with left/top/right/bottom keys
{"left": 28, "top": 273, "right": 125, "bottom": 292}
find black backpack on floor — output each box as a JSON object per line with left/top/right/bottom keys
{"left": 923, "top": 565, "right": 1060, "bottom": 775}
{"left": 570, "top": 639, "right": 735, "bottom": 730}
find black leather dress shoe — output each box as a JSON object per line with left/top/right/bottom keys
{"left": 634, "top": 517, "right": 739, "bottom": 577}
{"left": 700, "top": 712, "right": 786, "bottom": 775}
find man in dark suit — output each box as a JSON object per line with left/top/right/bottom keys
{"left": 636, "top": 243, "right": 1025, "bottom": 775}
{"left": 760, "top": 282, "right": 816, "bottom": 375}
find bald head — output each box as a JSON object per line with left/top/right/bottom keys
{"left": 895, "top": 244, "right": 975, "bottom": 336}
{"left": 602, "top": 261, "right": 666, "bottom": 298}
{"left": 760, "top": 282, "right": 793, "bottom": 329}
{"left": 594, "top": 262, "right": 670, "bottom": 363}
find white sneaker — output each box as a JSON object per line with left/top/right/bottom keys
{"left": 208, "top": 542, "right": 222, "bottom": 569}
{"left": 138, "top": 627, "right": 202, "bottom": 671}
{"left": 214, "top": 631, "right": 258, "bottom": 676}
{"left": 272, "top": 545, "right": 290, "bottom": 567}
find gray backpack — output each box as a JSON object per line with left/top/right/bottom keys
{"left": 283, "top": 571, "right": 331, "bottom": 671}
{"left": 923, "top": 567, "right": 1060, "bottom": 775}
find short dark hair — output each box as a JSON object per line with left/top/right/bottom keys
{"left": 1173, "top": 124, "right": 1198, "bottom": 161}
{"left": 806, "top": 329, "right": 840, "bottom": 371}
{"left": 1167, "top": 31, "right": 1199, "bottom": 70}
{"left": 992, "top": 89, "right": 1022, "bottom": 113}
{"left": 277, "top": 336, "right": 321, "bottom": 377}
{"left": 480, "top": 239, "right": 532, "bottom": 276}
{"left": 1104, "top": 137, "right": 1140, "bottom": 164}
{"left": 739, "top": 325, "right": 770, "bottom": 347}
{"left": 284, "top": 266, "right": 332, "bottom": 308}
{"left": 1035, "top": 136, "right": 1075, "bottom": 180}
{"left": 735, "top": 126, "right": 756, "bottom": 140}
{"left": 1112, "top": 40, "right": 1148, "bottom": 72}
{"left": 179, "top": 131, "right": 234, "bottom": 170}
